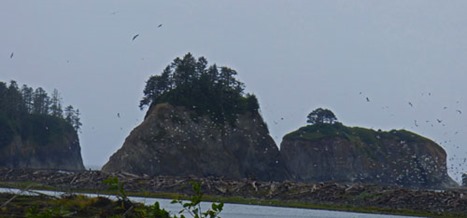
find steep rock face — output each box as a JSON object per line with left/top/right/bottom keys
{"left": 102, "top": 103, "right": 289, "bottom": 181}
{"left": 281, "top": 124, "right": 457, "bottom": 188}
{"left": 0, "top": 115, "right": 85, "bottom": 171}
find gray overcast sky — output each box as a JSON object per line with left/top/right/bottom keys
{"left": 1, "top": 1, "right": 466, "bottom": 182}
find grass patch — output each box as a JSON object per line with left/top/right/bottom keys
{"left": 283, "top": 123, "right": 432, "bottom": 149}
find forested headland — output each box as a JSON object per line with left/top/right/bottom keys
{"left": 0, "top": 80, "right": 83, "bottom": 168}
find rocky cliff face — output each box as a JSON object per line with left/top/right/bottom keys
{"left": 0, "top": 115, "right": 85, "bottom": 171}
{"left": 280, "top": 123, "right": 457, "bottom": 189}
{"left": 102, "top": 103, "right": 289, "bottom": 181}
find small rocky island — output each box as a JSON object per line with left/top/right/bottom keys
{"left": 281, "top": 109, "right": 457, "bottom": 189}
{"left": 102, "top": 54, "right": 289, "bottom": 181}
{"left": 0, "top": 81, "right": 85, "bottom": 171}
{"left": 281, "top": 121, "right": 456, "bottom": 189}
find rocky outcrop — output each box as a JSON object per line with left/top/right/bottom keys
{"left": 102, "top": 103, "right": 288, "bottom": 181}
{"left": 280, "top": 123, "right": 457, "bottom": 189}
{"left": 0, "top": 115, "right": 85, "bottom": 171}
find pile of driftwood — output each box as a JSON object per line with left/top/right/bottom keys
{"left": 1, "top": 168, "right": 466, "bottom": 214}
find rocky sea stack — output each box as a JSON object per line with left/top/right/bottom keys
{"left": 0, "top": 81, "right": 85, "bottom": 171}
{"left": 102, "top": 103, "right": 288, "bottom": 181}
{"left": 281, "top": 122, "right": 457, "bottom": 188}
{"left": 0, "top": 115, "right": 84, "bottom": 170}
{"left": 102, "top": 54, "right": 288, "bottom": 181}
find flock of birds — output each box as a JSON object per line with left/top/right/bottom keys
{"left": 360, "top": 91, "right": 462, "bottom": 128}
{"left": 360, "top": 91, "right": 466, "bottom": 182}
{"left": 132, "top": 24, "right": 163, "bottom": 42}
{"left": 8, "top": 14, "right": 163, "bottom": 60}
{"left": 6, "top": 10, "right": 465, "bottom": 184}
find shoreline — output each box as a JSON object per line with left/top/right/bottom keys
{"left": 0, "top": 187, "right": 419, "bottom": 218}
{"left": 0, "top": 168, "right": 466, "bottom": 217}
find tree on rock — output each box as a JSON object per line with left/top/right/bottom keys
{"left": 307, "top": 108, "right": 337, "bottom": 124}
{"left": 140, "top": 53, "right": 259, "bottom": 125}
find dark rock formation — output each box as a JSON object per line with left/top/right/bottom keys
{"left": 102, "top": 103, "right": 288, "bottom": 181}
{"left": 0, "top": 115, "right": 85, "bottom": 171}
{"left": 280, "top": 123, "right": 457, "bottom": 189}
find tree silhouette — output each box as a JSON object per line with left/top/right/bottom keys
{"left": 50, "top": 89, "right": 63, "bottom": 118}
{"left": 32, "top": 87, "right": 50, "bottom": 115}
{"left": 64, "top": 105, "right": 82, "bottom": 131}
{"left": 307, "top": 108, "right": 337, "bottom": 124}
{"left": 21, "top": 85, "right": 34, "bottom": 113}
{"left": 140, "top": 53, "right": 258, "bottom": 125}
{"left": 0, "top": 80, "right": 81, "bottom": 132}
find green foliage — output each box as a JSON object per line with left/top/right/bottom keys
{"left": 284, "top": 122, "right": 431, "bottom": 147}
{"left": 64, "top": 105, "right": 82, "bottom": 132}
{"left": 307, "top": 108, "right": 337, "bottom": 124}
{"left": 103, "top": 176, "right": 129, "bottom": 208}
{"left": 389, "top": 129, "right": 430, "bottom": 144}
{"left": 20, "top": 114, "right": 69, "bottom": 146}
{"left": 284, "top": 122, "right": 346, "bottom": 141}
{"left": 103, "top": 177, "right": 223, "bottom": 218}
{"left": 171, "top": 181, "right": 223, "bottom": 218}
{"left": 140, "top": 53, "right": 258, "bottom": 125}
{"left": 25, "top": 205, "right": 70, "bottom": 218}
{"left": 0, "top": 80, "right": 81, "bottom": 132}
{"left": 0, "top": 114, "right": 14, "bottom": 150}
{"left": 0, "top": 80, "right": 81, "bottom": 164}
{"left": 142, "top": 201, "right": 172, "bottom": 218}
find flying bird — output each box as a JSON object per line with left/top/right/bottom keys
{"left": 117, "top": 113, "right": 120, "bottom": 118}
{"left": 157, "top": 24, "right": 163, "bottom": 28}
{"left": 132, "top": 34, "right": 139, "bottom": 41}
{"left": 436, "top": 119, "right": 442, "bottom": 123}
{"left": 456, "top": 109, "right": 462, "bottom": 114}
{"left": 408, "top": 102, "right": 413, "bottom": 107}
{"left": 366, "top": 97, "right": 370, "bottom": 102}
{"left": 10, "top": 52, "right": 13, "bottom": 59}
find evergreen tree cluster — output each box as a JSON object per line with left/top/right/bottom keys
{"left": 140, "top": 53, "right": 260, "bottom": 125}
{"left": 0, "top": 80, "right": 81, "bottom": 131}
